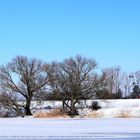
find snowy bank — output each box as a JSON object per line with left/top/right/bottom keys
{"left": 31, "top": 99, "right": 140, "bottom": 109}
{"left": 32, "top": 99, "right": 140, "bottom": 118}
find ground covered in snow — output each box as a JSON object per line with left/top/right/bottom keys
{"left": 0, "top": 118, "right": 140, "bottom": 139}
{"left": 35, "top": 99, "right": 140, "bottom": 118}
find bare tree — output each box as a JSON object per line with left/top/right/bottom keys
{"left": 47, "top": 55, "right": 106, "bottom": 116}
{"left": 0, "top": 56, "right": 51, "bottom": 116}
{"left": 0, "top": 92, "right": 23, "bottom": 117}
{"left": 100, "top": 67, "right": 133, "bottom": 99}
{"left": 103, "top": 67, "right": 123, "bottom": 93}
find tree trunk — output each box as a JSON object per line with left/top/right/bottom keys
{"left": 25, "top": 99, "right": 32, "bottom": 115}
{"left": 70, "top": 99, "right": 78, "bottom": 116}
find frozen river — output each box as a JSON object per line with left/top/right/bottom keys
{"left": 0, "top": 118, "right": 140, "bottom": 140}
{"left": 0, "top": 135, "right": 140, "bottom": 140}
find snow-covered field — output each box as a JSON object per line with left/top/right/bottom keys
{"left": 33, "top": 99, "right": 140, "bottom": 118}
{"left": 85, "top": 99, "right": 140, "bottom": 118}
{"left": 0, "top": 118, "right": 140, "bottom": 140}
{"left": 1, "top": 99, "right": 140, "bottom": 139}
{"left": 33, "top": 99, "right": 140, "bottom": 109}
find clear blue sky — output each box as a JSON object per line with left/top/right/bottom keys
{"left": 0, "top": 0, "right": 140, "bottom": 73}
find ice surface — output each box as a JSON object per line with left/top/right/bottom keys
{"left": 0, "top": 118, "right": 140, "bottom": 139}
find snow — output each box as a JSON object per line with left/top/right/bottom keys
{"left": 0, "top": 118, "right": 140, "bottom": 139}
{"left": 82, "top": 99, "right": 140, "bottom": 108}
{"left": 76, "top": 99, "right": 140, "bottom": 118}
{"left": 31, "top": 99, "right": 140, "bottom": 110}
{"left": 1, "top": 99, "right": 140, "bottom": 139}
{"left": 30, "top": 99, "right": 140, "bottom": 119}
{"left": 103, "top": 107, "right": 140, "bottom": 118}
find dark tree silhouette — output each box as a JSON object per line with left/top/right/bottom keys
{"left": 0, "top": 56, "right": 52, "bottom": 115}
{"left": 47, "top": 55, "right": 106, "bottom": 116}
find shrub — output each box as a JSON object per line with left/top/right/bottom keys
{"left": 90, "top": 101, "right": 101, "bottom": 110}
{"left": 0, "top": 109, "right": 17, "bottom": 118}
{"left": 87, "top": 111, "right": 103, "bottom": 118}
{"left": 33, "top": 109, "right": 69, "bottom": 118}
{"left": 0, "top": 105, "right": 18, "bottom": 118}
{"left": 116, "top": 109, "right": 131, "bottom": 118}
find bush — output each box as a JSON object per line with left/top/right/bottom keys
{"left": 0, "top": 107, "right": 17, "bottom": 118}
{"left": 116, "top": 109, "right": 131, "bottom": 118}
{"left": 33, "top": 109, "right": 69, "bottom": 118}
{"left": 87, "top": 111, "right": 103, "bottom": 118}
{"left": 90, "top": 101, "right": 101, "bottom": 110}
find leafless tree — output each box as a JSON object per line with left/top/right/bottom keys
{"left": 47, "top": 55, "right": 106, "bottom": 116}
{"left": 0, "top": 92, "right": 23, "bottom": 117}
{"left": 103, "top": 67, "right": 122, "bottom": 93}
{"left": 0, "top": 56, "right": 51, "bottom": 116}
{"left": 100, "top": 67, "right": 131, "bottom": 98}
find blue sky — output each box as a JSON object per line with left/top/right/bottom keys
{"left": 0, "top": 0, "right": 140, "bottom": 73}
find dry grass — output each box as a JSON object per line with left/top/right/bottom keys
{"left": 33, "top": 109, "right": 69, "bottom": 118}
{"left": 87, "top": 111, "right": 103, "bottom": 118}
{"left": 115, "top": 109, "right": 131, "bottom": 118}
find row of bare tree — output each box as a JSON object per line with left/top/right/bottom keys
{"left": 0, "top": 55, "right": 137, "bottom": 116}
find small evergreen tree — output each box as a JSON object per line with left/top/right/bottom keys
{"left": 131, "top": 85, "right": 140, "bottom": 98}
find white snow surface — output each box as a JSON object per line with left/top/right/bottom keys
{"left": 32, "top": 99, "right": 140, "bottom": 109}
{"left": 0, "top": 118, "right": 140, "bottom": 139}
{"left": 1, "top": 99, "right": 140, "bottom": 139}
{"left": 33, "top": 99, "right": 140, "bottom": 118}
